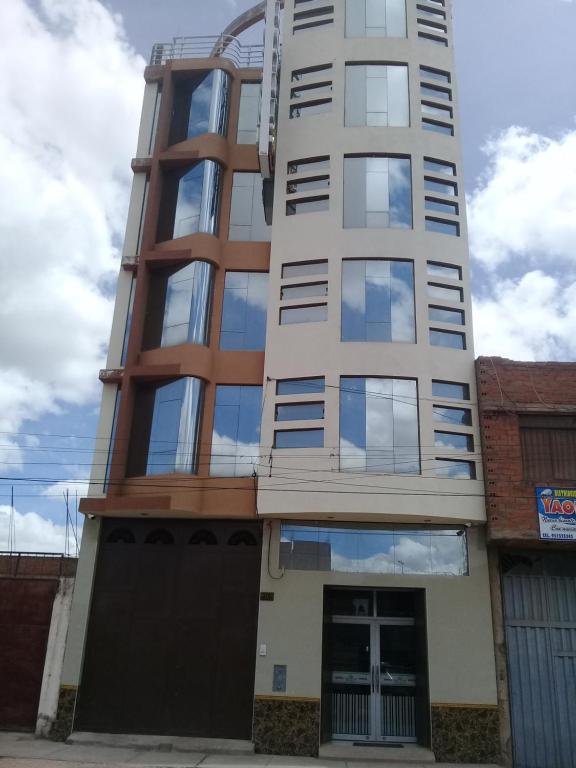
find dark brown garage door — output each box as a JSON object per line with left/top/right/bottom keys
{"left": 75, "top": 519, "right": 262, "bottom": 739}
{"left": 0, "top": 578, "right": 57, "bottom": 730}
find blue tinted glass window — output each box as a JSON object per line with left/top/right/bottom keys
{"left": 436, "top": 459, "right": 476, "bottom": 480}
{"left": 426, "top": 218, "right": 460, "bottom": 236}
{"left": 280, "top": 304, "right": 327, "bottom": 324}
{"left": 425, "top": 198, "right": 458, "bottom": 215}
{"left": 430, "top": 329, "right": 465, "bottom": 349}
{"left": 275, "top": 429, "right": 324, "bottom": 448}
{"left": 276, "top": 378, "right": 325, "bottom": 395}
{"left": 342, "top": 260, "right": 415, "bottom": 342}
{"left": 220, "top": 272, "right": 268, "bottom": 350}
{"left": 422, "top": 119, "right": 453, "bottom": 135}
{"left": 279, "top": 523, "right": 468, "bottom": 575}
{"left": 433, "top": 406, "right": 471, "bottom": 425}
{"left": 427, "top": 262, "right": 461, "bottom": 280}
{"left": 187, "top": 71, "right": 214, "bottom": 138}
{"left": 161, "top": 261, "right": 213, "bottom": 347}
{"left": 428, "top": 306, "right": 464, "bottom": 325}
{"left": 276, "top": 403, "right": 325, "bottom": 421}
{"left": 146, "top": 378, "right": 204, "bottom": 475}
{"left": 434, "top": 431, "right": 473, "bottom": 451}
{"left": 340, "top": 377, "right": 419, "bottom": 473}
{"left": 344, "top": 157, "right": 412, "bottom": 229}
{"left": 210, "top": 385, "right": 262, "bottom": 476}
{"left": 432, "top": 381, "right": 469, "bottom": 400}
{"left": 171, "top": 70, "right": 229, "bottom": 144}
{"left": 173, "top": 161, "right": 221, "bottom": 238}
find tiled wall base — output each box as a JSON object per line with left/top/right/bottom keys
{"left": 253, "top": 697, "right": 320, "bottom": 757}
{"left": 49, "top": 686, "right": 77, "bottom": 741}
{"left": 432, "top": 705, "right": 500, "bottom": 764}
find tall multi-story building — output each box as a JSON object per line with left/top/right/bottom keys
{"left": 55, "top": 0, "right": 499, "bottom": 762}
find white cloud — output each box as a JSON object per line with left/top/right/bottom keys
{"left": 473, "top": 271, "right": 576, "bottom": 361}
{"left": 41, "top": 478, "right": 90, "bottom": 502}
{"left": 0, "top": 505, "right": 79, "bottom": 554}
{"left": 0, "top": 0, "right": 145, "bottom": 468}
{"left": 468, "top": 126, "right": 576, "bottom": 269}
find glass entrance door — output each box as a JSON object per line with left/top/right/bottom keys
{"left": 378, "top": 622, "right": 417, "bottom": 742}
{"left": 325, "top": 590, "right": 419, "bottom": 743}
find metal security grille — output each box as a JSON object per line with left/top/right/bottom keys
{"left": 381, "top": 694, "right": 416, "bottom": 739}
{"left": 332, "top": 692, "right": 370, "bottom": 736}
{"left": 503, "top": 554, "right": 576, "bottom": 768}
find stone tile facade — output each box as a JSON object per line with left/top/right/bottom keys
{"left": 253, "top": 697, "right": 320, "bottom": 757}
{"left": 431, "top": 705, "right": 500, "bottom": 763}
{"left": 49, "top": 686, "right": 77, "bottom": 741}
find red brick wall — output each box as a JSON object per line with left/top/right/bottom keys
{"left": 476, "top": 357, "right": 576, "bottom": 543}
{"left": 0, "top": 554, "right": 77, "bottom": 578}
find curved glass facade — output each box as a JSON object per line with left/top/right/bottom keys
{"left": 146, "top": 377, "right": 204, "bottom": 475}
{"left": 161, "top": 261, "right": 214, "bottom": 347}
{"left": 170, "top": 69, "right": 230, "bottom": 143}
{"left": 173, "top": 160, "right": 222, "bottom": 238}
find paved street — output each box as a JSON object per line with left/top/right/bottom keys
{"left": 0, "top": 733, "right": 500, "bottom": 768}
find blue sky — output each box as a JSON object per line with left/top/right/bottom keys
{"left": 0, "top": 0, "right": 575, "bottom": 550}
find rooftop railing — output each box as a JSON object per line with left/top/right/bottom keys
{"left": 150, "top": 36, "right": 264, "bottom": 68}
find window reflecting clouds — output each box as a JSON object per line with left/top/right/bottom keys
{"left": 433, "top": 406, "right": 471, "bottom": 426}
{"left": 160, "top": 261, "right": 213, "bottom": 347}
{"left": 435, "top": 459, "right": 476, "bottom": 480}
{"left": 345, "top": 65, "right": 409, "bottom": 127}
{"left": 342, "top": 260, "right": 415, "bottom": 342}
{"left": 344, "top": 157, "right": 412, "bottom": 229}
{"left": 170, "top": 70, "right": 230, "bottom": 144}
{"left": 173, "top": 161, "right": 222, "bottom": 238}
{"left": 210, "top": 385, "right": 262, "bottom": 476}
{"left": 346, "top": 0, "right": 407, "bottom": 37}
{"left": 279, "top": 523, "right": 468, "bottom": 575}
{"left": 220, "top": 272, "right": 268, "bottom": 350}
{"left": 340, "top": 377, "right": 419, "bottom": 473}
{"left": 434, "top": 431, "right": 473, "bottom": 451}
{"left": 146, "top": 377, "right": 204, "bottom": 475}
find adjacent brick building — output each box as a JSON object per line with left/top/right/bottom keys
{"left": 476, "top": 356, "right": 576, "bottom": 768}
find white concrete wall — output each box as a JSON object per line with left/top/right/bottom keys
{"left": 36, "top": 578, "right": 75, "bottom": 736}
{"left": 60, "top": 517, "right": 101, "bottom": 687}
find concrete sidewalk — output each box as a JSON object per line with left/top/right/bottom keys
{"left": 0, "top": 733, "right": 501, "bottom": 768}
